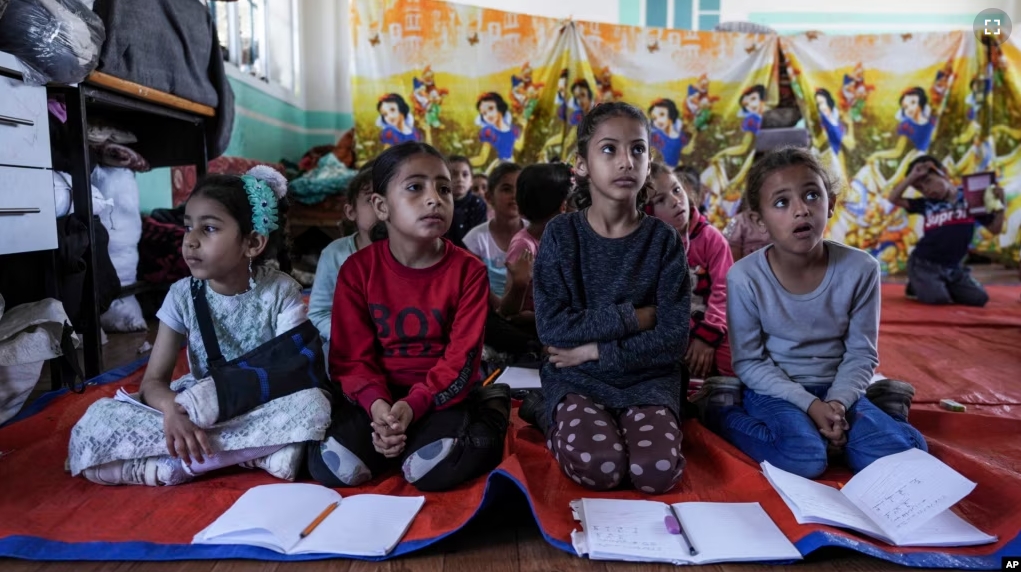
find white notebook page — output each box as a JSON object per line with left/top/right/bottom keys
{"left": 762, "top": 461, "right": 885, "bottom": 538}
{"left": 498, "top": 367, "right": 541, "bottom": 389}
{"left": 581, "top": 499, "right": 683, "bottom": 562}
{"left": 674, "top": 502, "right": 801, "bottom": 563}
{"left": 297, "top": 494, "right": 425, "bottom": 556}
{"left": 841, "top": 448, "right": 977, "bottom": 541}
{"left": 197, "top": 483, "right": 341, "bottom": 553}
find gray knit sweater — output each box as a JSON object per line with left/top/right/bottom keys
{"left": 533, "top": 210, "right": 691, "bottom": 425}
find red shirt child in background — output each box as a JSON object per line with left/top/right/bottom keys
{"left": 307, "top": 142, "right": 510, "bottom": 493}
{"left": 647, "top": 163, "right": 735, "bottom": 378}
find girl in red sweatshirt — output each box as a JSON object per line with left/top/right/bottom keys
{"left": 306, "top": 142, "right": 511, "bottom": 492}
{"left": 648, "top": 163, "right": 735, "bottom": 378}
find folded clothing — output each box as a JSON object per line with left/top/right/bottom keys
{"left": 95, "top": 143, "right": 150, "bottom": 172}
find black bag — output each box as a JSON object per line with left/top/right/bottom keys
{"left": 189, "top": 278, "right": 329, "bottom": 423}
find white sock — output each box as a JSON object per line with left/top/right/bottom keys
{"left": 402, "top": 438, "right": 455, "bottom": 483}
{"left": 319, "top": 437, "right": 372, "bottom": 486}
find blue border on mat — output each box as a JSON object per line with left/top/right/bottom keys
{"left": 489, "top": 468, "right": 1016, "bottom": 571}
{"left": 1, "top": 354, "right": 153, "bottom": 429}
{"left": 0, "top": 472, "right": 510, "bottom": 562}
{"left": 2, "top": 358, "right": 1017, "bottom": 568}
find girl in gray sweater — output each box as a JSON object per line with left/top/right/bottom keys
{"left": 692, "top": 147, "right": 926, "bottom": 479}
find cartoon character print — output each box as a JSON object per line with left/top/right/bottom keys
{"left": 840, "top": 62, "right": 875, "bottom": 123}
{"left": 412, "top": 66, "right": 448, "bottom": 129}
{"left": 595, "top": 66, "right": 623, "bottom": 103}
{"left": 929, "top": 59, "right": 955, "bottom": 110}
{"left": 377, "top": 93, "right": 422, "bottom": 147}
{"left": 510, "top": 62, "right": 545, "bottom": 121}
{"left": 474, "top": 92, "right": 521, "bottom": 164}
{"left": 737, "top": 84, "right": 766, "bottom": 136}
{"left": 647, "top": 98, "right": 690, "bottom": 168}
{"left": 684, "top": 73, "right": 719, "bottom": 132}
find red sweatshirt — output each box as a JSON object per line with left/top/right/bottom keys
{"left": 686, "top": 211, "right": 733, "bottom": 349}
{"left": 330, "top": 238, "right": 489, "bottom": 422}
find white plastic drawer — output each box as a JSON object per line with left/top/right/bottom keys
{"left": 0, "top": 166, "right": 57, "bottom": 255}
{"left": 0, "top": 75, "right": 51, "bottom": 169}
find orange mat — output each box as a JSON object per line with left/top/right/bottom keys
{"left": 877, "top": 284, "right": 1021, "bottom": 418}
{"left": 501, "top": 283, "right": 1021, "bottom": 569}
{"left": 0, "top": 350, "right": 503, "bottom": 561}
{"left": 1, "top": 284, "right": 1018, "bottom": 567}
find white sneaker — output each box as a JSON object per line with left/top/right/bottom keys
{"left": 82, "top": 457, "right": 191, "bottom": 486}
{"left": 242, "top": 444, "right": 303, "bottom": 481}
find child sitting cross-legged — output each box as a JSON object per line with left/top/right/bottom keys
{"left": 306, "top": 142, "right": 511, "bottom": 492}
{"left": 693, "top": 147, "right": 927, "bottom": 479}
{"left": 69, "top": 167, "right": 332, "bottom": 485}
{"left": 308, "top": 164, "right": 377, "bottom": 346}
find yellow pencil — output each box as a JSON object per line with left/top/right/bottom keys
{"left": 299, "top": 501, "right": 339, "bottom": 538}
{"left": 482, "top": 368, "right": 502, "bottom": 387}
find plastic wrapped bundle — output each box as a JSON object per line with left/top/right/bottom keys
{"left": 0, "top": 0, "right": 106, "bottom": 85}
{"left": 288, "top": 153, "right": 359, "bottom": 206}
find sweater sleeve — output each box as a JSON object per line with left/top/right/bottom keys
{"left": 330, "top": 258, "right": 391, "bottom": 413}
{"left": 598, "top": 230, "right": 690, "bottom": 372}
{"left": 533, "top": 224, "right": 641, "bottom": 347}
{"left": 727, "top": 270, "right": 818, "bottom": 412}
{"left": 308, "top": 243, "right": 346, "bottom": 342}
{"left": 825, "top": 257, "right": 881, "bottom": 409}
{"left": 691, "top": 228, "right": 734, "bottom": 347}
{"left": 401, "top": 262, "right": 489, "bottom": 422}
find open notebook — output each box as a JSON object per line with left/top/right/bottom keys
{"left": 571, "top": 499, "right": 801, "bottom": 565}
{"left": 193, "top": 483, "right": 425, "bottom": 556}
{"left": 763, "top": 448, "right": 997, "bottom": 547}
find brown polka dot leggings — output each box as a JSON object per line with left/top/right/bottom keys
{"left": 545, "top": 393, "right": 685, "bottom": 494}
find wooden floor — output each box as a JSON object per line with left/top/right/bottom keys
{"left": 14, "top": 267, "right": 1017, "bottom": 571}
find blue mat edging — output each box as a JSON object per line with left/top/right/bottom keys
{"left": 0, "top": 471, "right": 511, "bottom": 562}
{"left": 2, "top": 354, "right": 153, "bottom": 429}
{"left": 491, "top": 468, "right": 1015, "bottom": 570}
{"left": 2, "top": 358, "right": 1017, "bottom": 568}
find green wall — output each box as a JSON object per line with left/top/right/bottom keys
{"left": 136, "top": 77, "right": 353, "bottom": 213}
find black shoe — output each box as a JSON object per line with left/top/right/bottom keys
{"left": 866, "top": 379, "right": 915, "bottom": 421}
{"left": 905, "top": 282, "right": 917, "bottom": 300}
{"left": 517, "top": 389, "right": 547, "bottom": 433}
{"left": 688, "top": 376, "right": 742, "bottom": 423}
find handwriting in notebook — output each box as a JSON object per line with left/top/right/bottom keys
{"left": 862, "top": 474, "right": 949, "bottom": 532}
{"left": 590, "top": 524, "right": 666, "bottom": 555}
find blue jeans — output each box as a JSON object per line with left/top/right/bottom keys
{"left": 706, "top": 385, "right": 928, "bottom": 478}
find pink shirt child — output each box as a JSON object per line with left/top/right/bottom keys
{"left": 687, "top": 210, "right": 735, "bottom": 377}
{"left": 723, "top": 210, "right": 770, "bottom": 259}
{"left": 505, "top": 227, "right": 539, "bottom": 313}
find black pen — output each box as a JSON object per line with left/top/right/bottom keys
{"left": 665, "top": 505, "right": 698, "bottom": 556}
